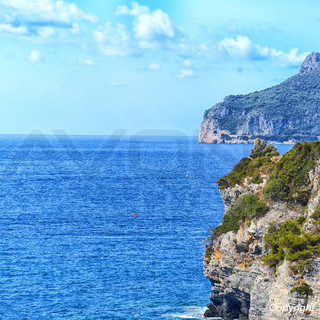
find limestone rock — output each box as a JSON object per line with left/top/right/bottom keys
{"left": 203, "top": 149, "right": 320, "bottom": 319}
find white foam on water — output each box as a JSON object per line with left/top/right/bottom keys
{"left": 167, "top": 306, "right": 222, "bottom": 319}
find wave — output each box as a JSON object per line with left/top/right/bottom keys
{"left": 167, "top": 306, "right": 222, "bottom": 319}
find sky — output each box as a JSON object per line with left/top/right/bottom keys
{"left": 0, "top": 0, "right": 319, "bottom": 136}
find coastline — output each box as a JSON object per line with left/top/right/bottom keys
{"left": 203, "top": 140, "right": 320, "bottom": 319}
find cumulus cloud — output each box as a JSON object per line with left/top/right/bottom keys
{"left": 2, "top": 0, "right": 97, "bottom": 24}
{"left": 117, "top": 2, "right": 175, "bottom": 41}
{"left": 94, "top": 3, "right": 180, "bottom": 56}
{"left": 183, "top": 59, "right": 192, "bottom": 67}
{"left": 218, "top": 35, "right": 269, "bottom": 60}
{"left": 37, "top": 26, "right": 56, "bottom": 38}
{"left": 148, "top": 62, "right": 160, "bottom": 70}
{"left": 115, "top": 2, "right": 178, "bottom": 50}
{"left": 0, "top": 0, "right": 97, "bottom": 39}
{"left": 0, "top": 22, "right": 27, "bottom": 35}
{"left": 176, "top": 69, "right": 193, "bottom": 78}
{"left": 218, "top": 35, "right": 309, "bottom": 67}
{"left": 29, "top": 49, "right": 42, "bottom": 62}
{"left": 0, "top": 1, "right": 308, "bottom": 71}
{"left": 94, "top": 22, "right": 138, "bottom": 56}
{"left": 271, "top": 48, "right": 309, "bottom": 67}
{"left": 78, "top": 57, "right": 97, "bottom": 66}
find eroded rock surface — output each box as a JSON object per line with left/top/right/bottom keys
{"left": 204, "top": 144, "right": 320, "bottom": 319}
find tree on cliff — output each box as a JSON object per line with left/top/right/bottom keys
{"left": 250, "top": 138, "right": 279, "bottom": 159}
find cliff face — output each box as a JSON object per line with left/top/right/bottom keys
{"left": 204, "top": 141, "right": 320, "bottom": 320}
{"left": 198, "top": 52, "right": 320, "bottom": 144}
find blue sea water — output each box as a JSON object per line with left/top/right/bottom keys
{"left": 0, "top": 135, "right": 292, "bottom": 320}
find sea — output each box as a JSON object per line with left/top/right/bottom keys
{"left": 0, "top": 135, "right": 292, "bottom": 320}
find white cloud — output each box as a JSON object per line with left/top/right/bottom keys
{"left": 183, "top": 59, "right": 192, "bottom": 67}
{"left": 78, "top": 57, "right": 97, "bottom": 66}
{"left": 148, "top": 62, "right": 160, "bottom": 70}
{"left": 176, "top": 69, "right": 193, "bottom": 78}
{"left": 0, "top": 22, "right": 27, "bottom": 35}
{"left": 218, "top": 35, "right": 309, "bottom": 67}
{"left": 117, "top": 3, "right": 149, "bottom": 16}
{"left": 94, "top": 22, "right": 138, "bottom": 56}
{"left": 71, "top": 22, "right": 80, "bottom": 34}
{"left": 29, "top": 49, "right": 42, "bottom": 62}
{"left": 0, "top": 0, "right": 97, "bottom": 39}
{"left": 94, "top": 3, "right": 180, "bottom": 56}
{"left": 37, "top": 26, "right": 56, "bottom": 38}
{"left": 271, "top": 48, "right": 309, "bottom": 67}
{"left": 2, "top": 0, "right": 97, "bottom": 25}
{"left": 117, "top": 2, "right": 175, "bottom": 46}
{"left": 218, "top": 35, "right": 268, "bottom": 60}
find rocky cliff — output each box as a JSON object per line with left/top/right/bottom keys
{"left": 203, "top": 140, "right": 320, "bottom": 319}
{"left": 198, "top": 52, "right": 320, "bottom": 144}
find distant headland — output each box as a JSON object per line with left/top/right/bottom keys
{"left": 198, "top": 52, "right": 320, "bottom": 144}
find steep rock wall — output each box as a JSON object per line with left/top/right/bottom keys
{"left": 203, "top": 143, "right": 320, "bottom": 319}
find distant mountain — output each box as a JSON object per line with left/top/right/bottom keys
{"left": 198, "top": 52, "right": 320, "bottom": 144}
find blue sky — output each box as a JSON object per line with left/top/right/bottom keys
{"left": 0, "top": 0, "right": 318, "bottom": 136}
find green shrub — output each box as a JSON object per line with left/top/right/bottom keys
{"left": 289, "top": 259, "right": 310, "bottom": 274}
{"left": 263, "top": 179, "right": 289, "bottom": 201}
{"left": 295, "top": 190, "right": 310, "bottom": 206}
{"left": 250, "top": 138, "right": 266, "bottom": 157}
{"left": 261, "top": 144, "right": 280, "bottom": 158}
{"left": 250, "top": 139, "right": 279, "bottom": 159}
{"left": 217, "top": 156, "right": 274, "bottom": 189}
{"left": 261, "top": 252, "right": 284, "bottom": 268}
{"left": 291, "top": 282, "right": 313, "bottom": 296}
{"left": 217, "top": 157, "right": 251, "bottom": 189}
{"left": 249, "top": 173, "right": 263, "bottom": 184}
{"left": 262, "top": 219, "right": 320, "bottom": 272}
{"left": 205, "top": 247, "right": 215, "bottom": 262}
{"left": 297, "top": 215, "right": 306, "bottom": 225}
{"left": 263, "top": 141, "right": 320, "bottom": 205}
{"left": 215, "top": 194, "right": 268, "bottom": 236}
{"left": 311, "top": 200, "right": 320, "bottom": 221}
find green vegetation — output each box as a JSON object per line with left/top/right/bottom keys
{"left": 210, "top": 69, "right": 320, "bottom": 141}
{"left": 210, "top": 139, "right": 320, "bottom": 297}
{"left": 262, "top": 220, "right": 320, "bottom": 273}
{"left": 297, "top": 215, "right": 306, "bottom": 225}
{"left": 249, "top": 173, "right": 263, "bottom": 185}
{"left": 217, "top": 156, "right": 274, "bottom": 189}
{"left": 217, "top": 139, "right": 279, "bottom": 189}
{"left": 311, "top": 200, "right": 320, "bottom": 222}
{"left": 205, "top": 247, "right": 215, "bottom": 262}
{"left": 215, "top": 194, "right": 268, "bottom": 236}
{"left": 290, "top": 282, "right": 313, "bottom": 297}
{"left": 250, "top": 138, "right": 266, "bottom": 157}
{"left": 250, "top": 139, "right": 279, "bottom": 159}
{"left": 263, "top": 141, "right": 320, "bottom": 205}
